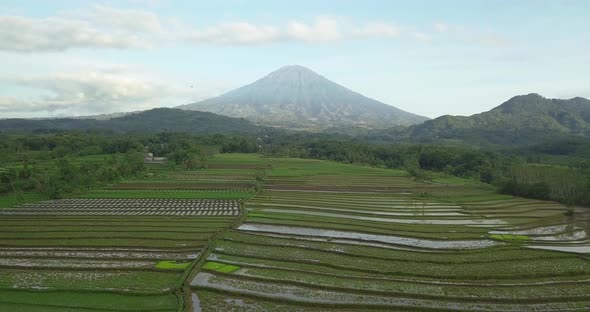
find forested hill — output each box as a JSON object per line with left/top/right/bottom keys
{"left": 371, "top": 94, "right": 590, "bottom": 146}
{"left": 0, "top": 108, "right": 261, "bottom": 135}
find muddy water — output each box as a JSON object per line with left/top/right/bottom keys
{"left": 490, "top": 225, "right": 572, "bottom": 236}
{"left": 252, "top": 206, "right": 464, "bottom": 216}
{"left": 493, "top": 207, "right": 590, "bottom": 254}
{"left": 238, "top": 224, "right": 498, "bottom": 249}
{"left": 191, "top": 293, "right": 202, "bottom": 312}
{"left": 262, "top": 189, "right": 413, "bottom": 194}
{"left": 258, "top": 209, "right": 506, "bottom": 226}
{"left": 526, "top": 245, "right": 590, "bottom": 254}
{"left": 532, "top": 230, "right": 587, "bottom": 241}
{"left": 243, "top": 232, "right": 443, "bottom": 252}
{"left": 253, "top": 202, "right": 462, "bottom": 209}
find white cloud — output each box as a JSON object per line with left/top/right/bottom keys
{"left": 188, "top": 18, "right": 405, "bottom": 44}
{"left": 189, "top": 22, "right": 281, "bottom": 44}
{"left": 0, "top": 15, "right": 150, "bottom": 52}
{"left": 0, "top": 70, "right": 177, "bottom": 116}
{"left": 127, "top": 0, "right": 163, "bottom": 7}
{"left": 286, "top": 16, "right": 342, "bottom": 41}
{"left": 187, "top": 17, "right": 404, "bottom": 45}
{"left": 0, "top": 5, "right": 509, "bottom": 52}
{"left": 353, "top": 22, "right": 400, "bottom": 38}
{"left": 0, "top": 96, "right": 31, "bottom": 112}
{"left": 86, "top": 4, "right": 164, "bottom": 33}
{"left": 431, "top": 22, "right": 509, "bottom": 47}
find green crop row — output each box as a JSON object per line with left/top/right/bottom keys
{"left": 0, "top": 269, "right": 182, "bottom": 291}
{"left": 0, "top": 290, "right": 177, "bottom": 311}
{"left": 211, "top": 241, "right": 590, "bottom": 279}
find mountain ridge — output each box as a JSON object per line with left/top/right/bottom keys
{"left": 371, "top": 93, "right": 590, "bottom": 146}
{"left": 3, "top": 91, "right": 589, "bottom": 148}
{"left": 0, "top": 108, "right": 260, "bottom": 135}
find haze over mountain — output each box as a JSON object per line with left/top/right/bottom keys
{"left": 0, "top": 108, "right": 260, "bottom": 135}
{"left": 178, "top": 65, "right": 428, "bottom": 129}
{"left": 373, "top": 94, "right": 590, "bottom": 146}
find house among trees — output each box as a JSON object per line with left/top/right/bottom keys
{"left": 144, "top": 152, "right": 154, "bottom": 162}
{"left": 144, "top": 151, "right": 167, "bottom": 164}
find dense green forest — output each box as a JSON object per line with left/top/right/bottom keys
{"left": 1, "top": 131, "right": 589, "bottom": 207}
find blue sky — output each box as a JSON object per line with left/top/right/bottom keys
{"left": 0, "top": 0, "right": 589, "bottom": 118}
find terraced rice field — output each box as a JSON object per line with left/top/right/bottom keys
{"left": 0, "top": 199, "right": 240, "bottom": 216}
{"left": 80, "top": 189, "right": 252, "bottom": 200}
{"left": 80, "top": 166, "right": 257, "bottom": 199}
{"left": 2, "top": 154, "right": 589, "bottom": 311}
{"left": 0, "top": 154, "right": 269, "bottom": 311}
{"left": 108, "top": 156, "right": 265, "bottom": 197}
{"left": 0, "top": 198, "right": 242, "bottom": 311}
{"left": 0, "top": 210, "right": 238, "bottom": 311}
{"left": 189, "top": 157, "right": 590, "bottom": 311}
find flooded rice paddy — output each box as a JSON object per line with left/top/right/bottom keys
{"left": 192, "top": 158, "right": 590, "bottom": 311}
{"left": 2, "top": 155, "right": 589, "bottom": 311}
{"left": 238, "top": 223, "right": 499, "bottom": 249}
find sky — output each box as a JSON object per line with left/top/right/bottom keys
{"left": 0, "top": 0, "right": 589, "bottom": 119}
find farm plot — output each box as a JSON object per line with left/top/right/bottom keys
{"left": 264, "top": 175, "right": 423, "bottom": 192}
{"left": 0, "top": 198, "right": 240, "bottom": 311}
{"left": 190, "top": 157, "right": 590, "bottom": 311}
{"left": 205, "top": 153, "right": 270, "bottom": 166}
{"left": 153, "top": 173, "right": 256, "bottom": 182}
{"left": 107, "top": 154, "right": 268, "bottom": 198}
{"left": 0, "top": 199, "right": 241, "bottom": 216}
{"left": 80, "top": 189, "right": 252, "bottom": 200}
{"left": 262, "top": 157, "right": 443, "bottom": 193}
{"left": 111, "top": 182, "right": 255, "bottom": 190}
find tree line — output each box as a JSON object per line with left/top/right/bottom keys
{"left": 0, "top": 132, "right": 227, "bottom": 200}
{"left": 2, "top": 131, "right": 589, "bottom": 206}
{"left": 260, "top": 134, "right": 590, "bottom": 206}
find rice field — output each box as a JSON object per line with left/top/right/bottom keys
{"left": 0, "top": 154, "right": 267, "bottom": 311}
{"left": 0, "top": 213, "right": 236, "bottom": 311}
{"left": 2, "top": 154, "right": 590, "bottom": 311}
{"left": 0, "top": 199, "right": 240, "bottom": 216}
{"left": 189, "top": 156, "right": 590, "bottom": 312}
{"left": 107, "top": 155, "right": 264, "bottom": 198}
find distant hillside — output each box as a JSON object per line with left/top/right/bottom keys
{"left": 0, "top": 108, "right": 260, "bottom": 135}
{"left": 371, "top": 94, "right": 590, "bottom": 146}
{"left": 72, "top": 111, "right": 136, "bottom": 120}
{"left": 178, "top": 65, "right": 428, "bottom": 129}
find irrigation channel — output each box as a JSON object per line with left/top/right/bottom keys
{"left": 1, "top": 154, "right": 589, "bottom": 311}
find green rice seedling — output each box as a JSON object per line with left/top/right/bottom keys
{"left": 0, "top": 290, "right": 177, "bottom": 311}
{"left": 155, "top": 260, "right": 192, "bottom": 270}
{"left": 202, "top": 261, "right": 240, "bottom": 273}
